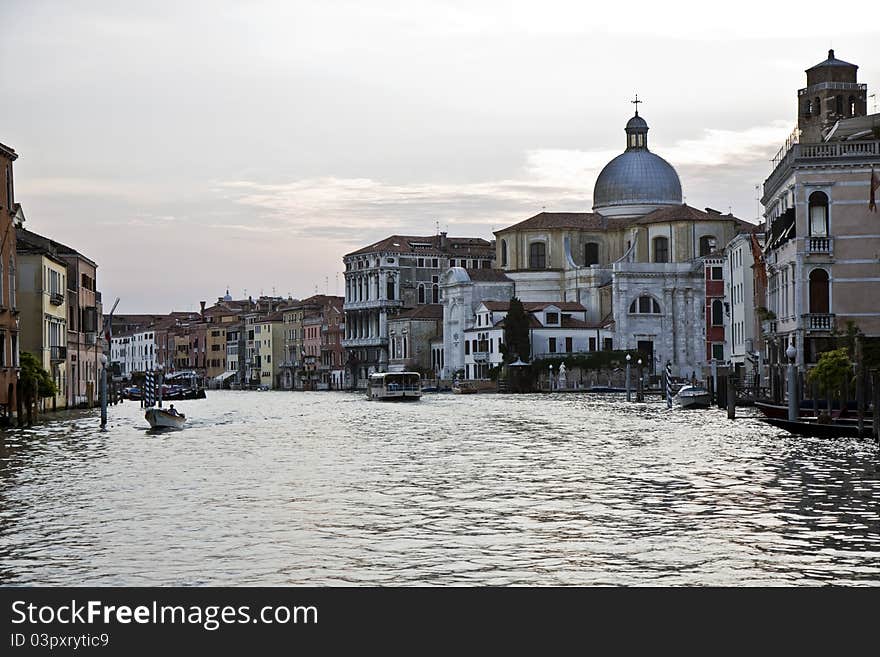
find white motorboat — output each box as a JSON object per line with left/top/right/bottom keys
{"left": 145, "top": 407, "right": 186, "bottom": 429}
{"left": 673, "top": 385, "right": 712, "bottom": 409}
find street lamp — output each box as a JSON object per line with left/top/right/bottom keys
{"left": 625, "top": 353, "right": 632, "bottom": 402}
{"left": 549, "top": 364, "right": 553, "bottom": 392}
{"left": 637, "top": 358, "right": 643, "bottom": 402}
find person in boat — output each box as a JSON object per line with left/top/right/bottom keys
{"left": 168, "top": 404, "right": 180, "bottom": 416}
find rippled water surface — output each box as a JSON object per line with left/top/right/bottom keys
{"left": 1, "top": 391, "right": 879, "bottom": 585}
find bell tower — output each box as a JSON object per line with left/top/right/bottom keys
{"left": 798, "top": 50, "right": 867, "bottom": 144}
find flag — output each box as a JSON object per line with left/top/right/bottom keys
{"left": 870, "top": 165, "right": 879, "bottom": 212}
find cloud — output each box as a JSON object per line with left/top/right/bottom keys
{"left": 216, "top": 120, "right": 789, "bottom": 240}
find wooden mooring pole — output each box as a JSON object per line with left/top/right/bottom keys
{"left": 727, "top": 376, "right": 736, "bottom": 419}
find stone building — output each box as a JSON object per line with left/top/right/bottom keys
{"left": 473, "top": 110, "right": 750, "bottom": 377}
{"left": 723, "top": 230, "right": 765, "bottom": 384}
{"left": 387, "top": 304, "right": 443, "bottom": 374}
{"left": 0, "top": 141, "right": 19, "bottom": 421}
{"left": 760, "top": 50, "right": 880, "bottom": 376}
{"left": 342, "top": 233, "right": 494, "bottom": 387}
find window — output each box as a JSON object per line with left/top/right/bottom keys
{"left": 529, "top": 242, "right": 546, "bottom": 269}
{"left": 629, "top": 296, "right": 661, "bottom": 314}
{"left": 545, "top": 312, "right": 559, "bottom": 325}
{"left": 417, "top": 258, "right": 424, "bottom": 267}
{"left": 465, "top": 340, "right": 470, "bottom": 355}
{"left": 500, "top": 240, "right": 507, "bottom": 267}
{"left": 432, "top": 258, "right": 438, "bottom": 268}
{"left": 584, "top": 242, "right": 599, "bottom": 266}
{"left": 565, "top": 337, "right": 573, "bottom": 353}
{"left": 589, "top": 337, "right": 596, "bottom": 352}
{"left": 386, "top": 279, "right": 395, "bottom": 300}
{"left": 418, "top": 284, "right": 425, "bottom": 304}
{"left": 712, "top": 343, "right": 724, "bottom": 361}
{"left": 809, "top": 268, "right": 830, "bottom": 314}
{"left": 809, "top": 191, "right": 829, "bottom": 236}
{"left": 603, "top": 337, "right": 613, "bottom": 350}
{"left": 699, "top": 236, "right": 716, "bottom": 257}
{"left": 849, "top": 96, "right": 856, "bottom": 116}
{"left": 835, "top": 95, "right": 843, "bottom": 116}
{"left": 653, "top": 236, "right": 669, "bottom": 263}
{"left": 711, "top": 299, "right": 724, "bottom": 326}
{"left": 432, "top": 284, "right": 439, "bottom": 304}
{"left": 711, "top": 266, "right": 723, "bottom": 280}
{"left": 548, "top": 337, "right": 556, "bottom": 353}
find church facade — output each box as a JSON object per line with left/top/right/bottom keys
{"left": 443, "top": 109, "right": 751, "bottom": 379}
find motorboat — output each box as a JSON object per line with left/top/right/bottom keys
{"left": 452, "top": 380, "right": 479, "bottom": 394}
{"left": 145, "top": 407, "right": 186, "bottom": 429}
{"left": 673, "top": 385, "right": 712, "bottom": 409}
{"left": 366, "top": 372, "right": 422, "bottom": 401}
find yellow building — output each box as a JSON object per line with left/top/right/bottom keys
{"left": 16, "top": 232, "right": 68, "bottom": 409}
{"left": 255, "top": 313, "right": 285, "bottom": 389}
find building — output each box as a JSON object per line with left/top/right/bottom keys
{"left": 255, "top": 313, "right": 285, "bottom": 389}
{"left": 279, "top": 295, "right": 341, "bottom": 390}
{"left": 760, "top": 50, "right": 880, "bottom": 379}
{"left": 462, "top": 301, "right": 614, "bottom": 381}
{"left": 723, "top": 230, "right": 765, "bottom": 385}
{"left": 704, "top": 254, "right": 726, "bottom": 365}
{"left": 342, "top": 233, "right": 495, "bottom": 387}
{"left": 487, "top": 110, "right": 751, "bottom": 377}
{"left": 110, "top": 328, "right": 156, "bottom": 378}
{"left": 0, "top": 141, "right": 20, "bottom": 421}
{"left": 16, "top": 225, "right": 68, "bottom": 409}
{"left": 387, "top": 304, "right": 443, "bottom": 374}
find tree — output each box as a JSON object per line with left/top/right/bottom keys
{"left": 501, "top": 297, "right": 531, "bottom": 364}
{"left": 19, "top": 352, "right": 58, "bottom": 426}
{"left": 807, "top": 347, "right": 852, "bottom": 415}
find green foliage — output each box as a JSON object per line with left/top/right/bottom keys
{"left": 501, "top": 297, "right": 531, "bottom": 364}
{"left": 807, "top": 347, "right": 852, "bottom": 396}
{"left": 19, "top": 352, "right": 58, "bottom": 399}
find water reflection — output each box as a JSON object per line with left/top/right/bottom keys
{"left": 0, "top": 391, "right": 878, "bottom": 585}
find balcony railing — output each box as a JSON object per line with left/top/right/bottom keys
{"left": 804, "top": 313, "right": 835, "bottom": 331}
{"left": 472, "top": 351, "right": 490, "bottom": 363}
{"left": 50, "top": 345, "right": 67, "bottom": 361}
{"left": 50, "top": 291, "right": 65, "bottom": 306}
{"left": 806, "top": 236, "right": 832, "bottom": 255}
{"left": 342, "top": 336, "right": 388, "bottom": 348}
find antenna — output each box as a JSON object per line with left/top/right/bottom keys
{"left": 325, "top": 276, "right": 328, "bottom": 295}
{"left": 435, "top": 219, "right": 440, "bottom": 235}
{"left": 335, "top": 272, "right": 339, "bottom": 296}
{"left": 870, "top": 93, "right": 877, "bottom": 113}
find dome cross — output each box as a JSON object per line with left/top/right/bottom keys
{"left": 631, "top": 94, "right": 643, "bottom": 116}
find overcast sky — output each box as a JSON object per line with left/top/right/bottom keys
{"left": 2, "top": 1, "right": 878, "bottom": 313}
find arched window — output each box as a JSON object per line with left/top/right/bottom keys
{"left": 529, "top": 241, "right": 546, "bottom": 269}
{"left": 386, "top": 277, "right": 395, "bottom": 301}
{"left": 500, "top": 240, "right": 507, "bottom": 267}
{"left": 432, "top": 284, "right": 439, "bottom": 304}
{"left": 804, "top": 99, "right": 812, "bottom": 117}
{"left": 584, "top": 242, "right": 599, "bottom": 266}
{"left": 653, "top": 236, "right": 669, "bottom": 263}
{"left": 699, "top": 235, "right": 716, "bottom": 257}
{"left": 418, "top": 284, "right": 425, "bottom": 304}
{"left": 809, "top": 268, "right": 830, "bottom": 314}
{"left": 711, "top": 299, "right": 724, "bottom": 326}
{"left": 809, "top": 191, "right": 829, "bottom": 236}
{"left": 835, "top": 95, "right": 843, "bottom": 116}
{"left": 815, "top": 97, "right": 821, "bottom": 116}
{"left": 629, "top": 296, "right": 661, "bottom": 314}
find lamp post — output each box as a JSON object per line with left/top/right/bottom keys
{"left": 786, "top": 340, "right": 797, "bottom": 422}
{"left": 100, "top": 353, "right": 108, "bottom": 429}
{"left": 549, "top": 364, "right": 553, "bottom": 392}
{"left": 636, "top": 358, "right": 643, "bottom": 402}
{"left": 625, "top": 353, "right": 632, "bottom": 402}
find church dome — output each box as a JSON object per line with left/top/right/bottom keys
{"left": 592, "top": 112, "right": 682, "bottom": 217}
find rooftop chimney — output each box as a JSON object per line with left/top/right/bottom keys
{"left": 440, "top": 231, "right": 447, "bottom": 249}
{"left": 200, "top": 300, "right": 206, "bottom": 316}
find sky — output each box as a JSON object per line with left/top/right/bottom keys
{"left": 1, "top": 0, "right": 878, "bottom": 313}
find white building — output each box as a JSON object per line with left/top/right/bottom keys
{"left": 110, "top": 328, "right": 156, "bottom": 378}
{"left": 462, "top": 300, "right": 614, "bottom": 380}
{"left": 723, "top": 231, "right": 765, "bottom": 383}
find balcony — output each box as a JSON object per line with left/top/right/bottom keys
{"left": 472, "top": 351, "right": 490, "bottom": 363}
{"left": 342, "top": 336, "right": 388, "bottom": 348}
{"left": 804, "top": 313, "right": 835, "bottom": 332}
{"left": 761, "top": 320, "right": 778, "bottom": 335}
{"left": 84, "top": 332, "right": 96, "bottom": 346}
{"left": 50, "top": 292, "right": 65, "bottom": 306}
{"left": 343, "top": 299, "right": 403, "bottom": 312}
{"left": 50, "top": 345, "right": 67, "bottom": 361}
{"left": 806, "top": 237, "right": 832, "bottom": 255}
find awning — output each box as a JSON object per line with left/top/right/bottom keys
{"left": 212, "top": 371, "right": 236, "bottom": 382}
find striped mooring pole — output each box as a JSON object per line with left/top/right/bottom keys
{"left": 665, "top": 362, "right": 673, "bottom": 409}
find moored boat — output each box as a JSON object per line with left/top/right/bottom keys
{"left": 452, "top": 380, "right": 479, "bottom": 394}
{"left": 673, "top": 385, "right": 712, "bottom": 409}
{"left": 759, "top": 416, "right": 870, "bottom": 439}
{"left": 366, "top": 372, "right": 422, "bottom": 401}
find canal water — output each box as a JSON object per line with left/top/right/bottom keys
{"left": 1, "top": 391, "right": 878, "bottom": 586}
